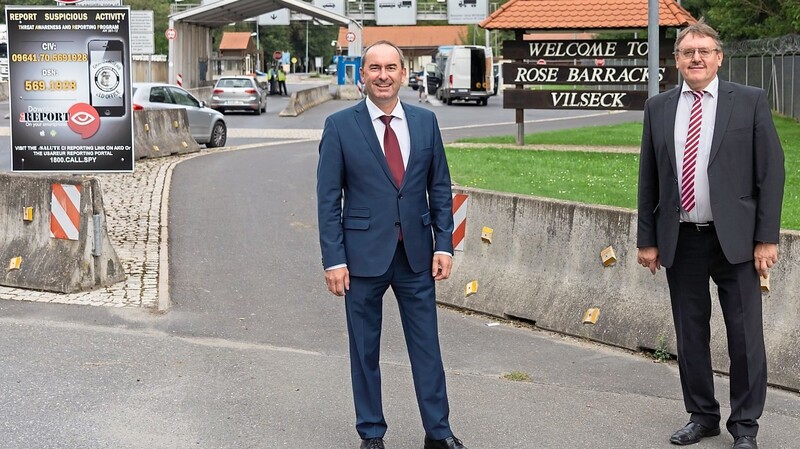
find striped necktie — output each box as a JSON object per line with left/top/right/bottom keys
{"left": 680, "top": 91, "right": 704, "bottom": 213}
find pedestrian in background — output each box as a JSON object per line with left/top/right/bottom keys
{"left": 418, "top": 69, "right": 428, "bottom": 103}
{"left": 637, "top": 20, "right": 784, "bottom": 449}
{"left": 316, "top": 40, "right": 468, "bottom": 449}
{"left": 277, "top": 67, "right": 288, "bottom": 96}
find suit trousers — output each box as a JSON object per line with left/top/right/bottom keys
{"left": 666, "top": 224, "right": 767, "bottom": 437}
{"left": 344, "top": 241, "right": 452, "bottom": 440}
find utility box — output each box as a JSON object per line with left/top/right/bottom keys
{"left": 337, "top": 56, "right": 361, "bottom": 86}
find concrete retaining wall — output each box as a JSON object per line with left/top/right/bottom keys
{"left": 0, "top": 173, "right": 124, "bottom": 293}
{"left": 279, "top": 85, "right": 333, "bottom": 117}
{"left": 439, "top": 187, "right": 800, "bottom": 391}
{"left": 133, "top": 109, "right": 201, "bottom": 160}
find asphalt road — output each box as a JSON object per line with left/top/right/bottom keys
{"left": 2, "top": 86, "right": 799, "bottom": 448}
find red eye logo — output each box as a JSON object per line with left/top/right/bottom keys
{"left": 55, "top": 0, "right": 83, "bottom": 4}
{"left": 67, "top": 103, "right": 101, "bottom": 139}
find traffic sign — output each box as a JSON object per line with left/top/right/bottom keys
{"left": 273, "top": 50, "right": 283, "bottom": 61}
{"left": 165, "top": 28, "right": 177, "bottom": 40}
{"left": 345, "top": 31, "right": 356, "bottom": 43}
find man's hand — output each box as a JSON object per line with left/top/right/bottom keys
{"left": 324, "top": 267, "right": 350, "bottom": 296}
{"left": 754, "top": 242, "right": 779, "bottom": 279}
{"left": 637, "top": 246, "right": 661, "bottom": 275}
{"left": 432, "top": 254, "right": 452, "bottom": 281}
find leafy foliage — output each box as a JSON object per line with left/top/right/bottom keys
{"left": 681, "top": 0, "right": 800, "bottom": 40}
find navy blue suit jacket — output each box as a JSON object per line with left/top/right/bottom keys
{"left": 317, "top": 100, "right": 454, "bottom": 277}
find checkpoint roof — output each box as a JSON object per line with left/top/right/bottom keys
{"left": 336, "top": 26, "right": 469, "bottom": 49}
{"left": 480, "top": 0, "right": 696, "bottom": 30}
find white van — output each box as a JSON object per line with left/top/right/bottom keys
{"left": 431, "top": 45, "right": 493, "bottom": 106}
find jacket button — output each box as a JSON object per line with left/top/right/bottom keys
{"left": 395, "top": 222, "right": 401, "bottom": 227}
{"left": 397, "top": 193, "right": 403, "bottom": 199}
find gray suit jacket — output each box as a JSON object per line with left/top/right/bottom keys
{"left": 637, "top": 79, "right": 785, "bottom": 268}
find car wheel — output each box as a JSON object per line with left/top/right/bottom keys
{"left": 206, "top": 121, "right": 227, "bottom": 148}
{"left": 254, "top": 106, "right": 262, "bottom": 115}
{"left": 411, "top": 86, "right": 418, "bottom": 91}
{"left": 446, "top": 97, "right": 453, "bottom": 105}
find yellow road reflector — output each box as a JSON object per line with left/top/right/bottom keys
{"left": 582, "top": 308, "right": 600, "bottom": 324}
{"left": 600, "top": 245, "right": 617, "bottom": 267}
{"left": 8, "top": 257, "right": 22, "bottom": 270}
{"left": 152, "top": 145, "right": 160, "bottom": 152}
{"left": 144, "top": 123, "right": 150, "bottom": 132}
{"left": 760, "top": 274, "right": 770, "bottom": 292}
{"left": 481, "top": 226, "right": 494, "bottom": 243}
{"left": 173, "top": 120, "right": 179, "bottom": 128}
{"left": 465, "top": 280, "right": 478, "bottom": 297}
{"left": 181, "top": 141, "right": 189, "bottom": 148}
{"left": 23, "top": 207, "right": 34, "bottom": 221}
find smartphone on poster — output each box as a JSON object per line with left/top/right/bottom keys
{"left": 87, "top": 39, "right": 126, "bottom": 117}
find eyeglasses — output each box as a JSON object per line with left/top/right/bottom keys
{"left": 675, "top": 48, "right": 720, "bottom": 59}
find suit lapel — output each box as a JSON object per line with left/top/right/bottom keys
{"left": 354, "top": 100, "right": 398, "bottom": 188}
{"left": 401, "top": 102, "right": 419, "bottom": 190}
{"left": 709, "top": 80, "right": 735, "bottom": 165}
{"left": 663, "top": 87, "right": 680, "bottom": 177}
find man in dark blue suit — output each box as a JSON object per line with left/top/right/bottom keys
{"left": 316, "top": 41, "right": 467, "bottom": 449}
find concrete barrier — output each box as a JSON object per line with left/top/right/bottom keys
{"left": 279, "top": 85, "right": 333, "bottom": 117}
{"left": 133, "top": 109, "right": 201, "bottom": 160}
{"left": 0, "top": 173, "right": 124, "bottom": 293}
{"left": 333, "top": 85, "right": 362, "bottom": 101}
{"left": 0, "top": 81, "right": 8, "bottom": 102}
{"left": 440, "top": 187, "right": 800, "bottom": 391}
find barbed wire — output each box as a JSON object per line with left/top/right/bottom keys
{"left": 725, "top": 34, "right": 800, "bottom": 56}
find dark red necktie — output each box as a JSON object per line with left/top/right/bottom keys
{"left": 380, "top": 115, "right": 405, "bottom": 187}
{"left": 681, "top": 91, "right": 703, "bottom": 212}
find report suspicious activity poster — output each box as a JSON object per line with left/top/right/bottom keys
{"left": 6, "top": 6, "right": 133, "bottom": 173}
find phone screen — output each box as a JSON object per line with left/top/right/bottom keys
{"left": 88, "top": 40, "right": 125, "bottom": 116}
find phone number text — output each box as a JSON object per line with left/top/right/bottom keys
{"left": 11, "top": 53, "right": 88, "bottom": 63}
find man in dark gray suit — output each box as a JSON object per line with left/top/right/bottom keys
{"left": 637, "top": 21, "right": 785, "bottom": 449}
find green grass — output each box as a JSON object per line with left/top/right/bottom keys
{"left": 446, "top": 115, "right": 800, "bottom": 230}
{"left": 502, "top": 371, "right": 533, "bottom": 382}
{"left": 456, "top": 121, "right": 645, "bottom": 147}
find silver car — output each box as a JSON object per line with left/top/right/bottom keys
{"left": 132, "top": 82, "right": 227, "bottom": 148}
{"left": 209, "top": 76, "right": 267, "bottom": 115}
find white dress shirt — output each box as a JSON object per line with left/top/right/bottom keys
{"left": 675, "top": 76, "right": 718, "bottom": 223}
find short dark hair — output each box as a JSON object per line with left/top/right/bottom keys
{"left": 675, "top": 18, "right": 724, "bottom": 53}
{"left": 362, "top": 40, "right": 405, "bottom": 69}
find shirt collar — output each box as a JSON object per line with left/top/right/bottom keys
{"left": 682, "top": 76, "right": 719, "bottom": 98}
{"left": 365, "top": 97, "right": 406, "bottom": 122}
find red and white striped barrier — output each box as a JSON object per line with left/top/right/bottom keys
{"left": 50, "top": 183, "right": 81, "bottom": 240}
{"left": 176, "top": 73, "right": 183, "bottom": 87}
{"left": 452, "top": 193, "right": 468, "bottom": 252}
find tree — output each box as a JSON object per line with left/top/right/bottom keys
{"left": 680, "top": 0, "right": 799, "bottom": 40}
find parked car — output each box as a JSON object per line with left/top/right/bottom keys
{"left": 131, "top": 82, "right": 227, "bottom": 148}
{"left": 209, "top": 76, "right": 267, "bottom": 115}
{"left": 408, "top": 70, "right": 423, "bottom": 90}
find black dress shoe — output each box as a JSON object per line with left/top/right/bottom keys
{"left": 423, "top": 435, "right": 467, "bottom": 449}
{"left": 732, "top": 436, "right": 758, "bottom": 449}
{"left": 670, "top": 422, "right": 721, "bottom": 445}
{"left": 360, "top": 437, "right": 385, "bottom": 449}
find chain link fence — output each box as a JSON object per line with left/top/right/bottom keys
{"left": 722, "top": 34, "right": 800, "bottom": 121}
